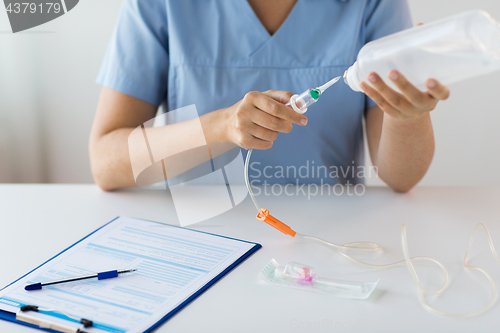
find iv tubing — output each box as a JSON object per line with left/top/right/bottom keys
{"left": 244, "top": 148, "right": 500, "bottom": 318}
{"left": 245, "top": 149, "right": 260, "bottom": 212}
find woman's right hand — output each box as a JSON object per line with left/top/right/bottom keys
{"left": 221, "top": 90, "right": 308, "bottom": 150}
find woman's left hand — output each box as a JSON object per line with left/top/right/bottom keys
{"left": 359, "top": 70, "right": 450, "bottom": 120}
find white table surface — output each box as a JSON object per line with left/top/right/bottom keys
{"left": 1, "top": 185, "right": 500, "bottom": 333}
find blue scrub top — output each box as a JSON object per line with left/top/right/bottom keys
{"left": 97, "top": 0, "right": 412, "bottom": 185}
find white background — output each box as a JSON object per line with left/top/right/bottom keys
{"left": 0, "top": 0, "right": 499, "bottom": 185}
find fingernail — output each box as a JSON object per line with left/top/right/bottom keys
{"left": 359, "top": 83, "right": 367, "bottom": 91}
{"left": 369, "top": 74, "right": 377, "bottom": 83}
{"left": 427, "top": 80, "right": 436, "bottom": 88}
{"left": 389, "top": 71, "right": 399, "bottom": 81}
{"left": 300, "top": 118, "right": 307, "bottom": 125}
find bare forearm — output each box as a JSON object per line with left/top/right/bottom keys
{"left": 362, "top": 70, "right": 448, "bottom": 192}
{"left": 90, "top": 110, "right": 228, "bottom": 191}
{"left": 375, "top": 112, "right": 435, "bottom": 192}
{"left": 90, "top": 128, "right": 137, "bottom": 190}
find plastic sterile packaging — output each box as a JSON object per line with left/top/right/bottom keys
{"left": 258, "top": 259, "right": 378, "bottom": 300}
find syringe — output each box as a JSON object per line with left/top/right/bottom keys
{"left": 285, "top": 76, "right": 341, "bottom": 114}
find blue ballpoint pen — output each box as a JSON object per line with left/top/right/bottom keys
{"left": 25, "top": 269, "right": 137, "bottom": 291}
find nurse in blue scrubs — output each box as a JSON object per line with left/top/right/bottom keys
{"left": 89, "top": 0, "right": 450, "bottom": 192}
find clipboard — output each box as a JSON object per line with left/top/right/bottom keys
{"left": 0, "top": 216, "right": 262, "bottom": 333}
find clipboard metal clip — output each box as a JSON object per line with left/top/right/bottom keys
{"left": 16, "top": 305, "right": 92, "bottom": 333}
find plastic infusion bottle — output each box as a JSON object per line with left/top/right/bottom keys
{"left": 344, "top": 10, "right": 500, "bottom": 92}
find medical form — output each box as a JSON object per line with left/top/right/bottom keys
{"left": 0, "top": 216, "right": 260, "bottom": 333}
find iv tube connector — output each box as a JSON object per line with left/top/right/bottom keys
{"left": 256, "top": 209, "right": 297, "bottom": 237}
{"left": 287, "top": 88, "right": 323, "bottom": 114}
{"left": 285, "top": 76, "right": 340, "bottom": 114}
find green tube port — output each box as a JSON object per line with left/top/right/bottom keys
{"left": 309, "top": 89, "right": 321, "bottom": 100}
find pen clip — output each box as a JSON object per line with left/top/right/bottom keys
{"left": 18, "top": 304, "right": 93, "bottom": 331}
{"left": 16, "top": 310, "right": 89, "bottom": 333}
